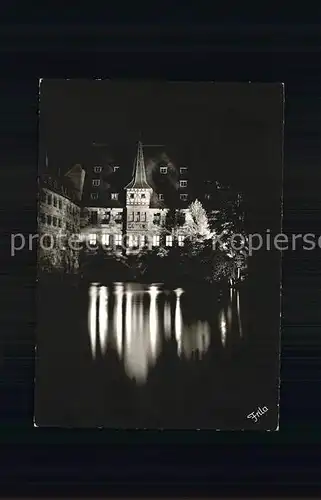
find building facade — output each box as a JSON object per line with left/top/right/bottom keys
{"left": 80, "top": 141, "right": 192, "bottom": 253}
{"left": 38, "top": 164, "right": 85, "bottom": 271}
{"left": 38, "top": 141, "right": 244, "bottom": 270}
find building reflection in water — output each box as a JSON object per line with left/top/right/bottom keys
{"left": 88, "top": 282, "right": 242, "bottom": 384}
{"left": 219, "top": 309, "right": 227, "bottom": 347}
{"left": 174, "top": 288, "right": 183, "bottom": 356}
{"left": 88, "top": 283, "right": 98, "bottom": 358}
{"left": 163, "top": 300, "right": 171, "bottom": 340}
{"left": 114, "top": 283, "right": 123, "bottom": 356}
{"left": 99, "top": 286, "right": 108, "bottom": 354}
{"left": 236, "top": 289, "right": 243, "bottom": 337}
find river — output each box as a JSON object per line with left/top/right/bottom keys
{"left": 35, "top": 279, "right": 268, "bottom": 429}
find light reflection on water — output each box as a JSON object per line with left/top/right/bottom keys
{"left": 88, "top": 282, "right": 243, "bottom": 384}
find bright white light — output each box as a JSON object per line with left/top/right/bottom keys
{"left": 174, "top": 289, "right": 183, "bottom": 356}
{"left": 163, "top": 301, "right": 172, "bottom": 339}
{"left": 88, "top": 284, "right": 98, "bottom": 358}
{"left": 114, "top": 283, "right": 123, "bottom": 356}
{"left": 123, "top": 293, "right": 149, "bottom": 384}
{"left": 149, "top": 285, "right": 159, "bottom": 358}
{"left": 219, "top": 310, "right": 227, "bottom": 347}
{"left": 237, "top": 290, "right": 243, "bottom": 338}
{"left": 125, "top": 290, "right": 133, "bottom": 345}
{"left": 98, "top": 286, "right": 108, "bottom": 354}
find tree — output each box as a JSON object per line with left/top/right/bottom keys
{"left": 182, "top": 199, "right": 212, "bottom": 243}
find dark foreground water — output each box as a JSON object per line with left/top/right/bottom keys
{"left": 35, "top": 278, "right": 279, "bottom": 429}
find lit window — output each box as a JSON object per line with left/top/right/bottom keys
{"left": 205, "top": 193, "right": 211, "bottom": 200}
{"left": 114, "top": 234, "right": 122, "bottom": 246}
{"left": 180, "top": 194, "right": 188, "bottom": 201}
{"left": 94, "top": 166, "right": 102, "bottom": 173}
{"left": 178, "top": 235, "right": 185, "bottom": 247}
{"left": 92, "top": 179, "right": 100, "bottom": 186}
{"left": 180, "top": 180, "right": 187, "bottom": 188}
{"left": 111, "top": 193, "right": 119, "bottom": 200}
{"left": 159, "top": 193, "right": 164, "bottom": 201}
{"left": 152, "top": 235, "right": 160, "bottom": 246}
{"left": 90, "top": 193, "right": 98, "bottom": 200}
{"left": 88, "top": 234, "right": 97, "bottom": 245}
{"left": 128, "top": 235, "right": 138, "bottom": 247}
{"left": 166, "top": 235, "right": 173, "bottom": 247}
{"left": 101, "top": 234, "right": 110, "bottom": 246}
{"left": 140, "top": 235, "right": 146, "bottom": 246}
{"left": 180, "top": 167, "right": 187, "bottom": 174}
{"left": 160, "top": 167, "right": 168, "bottom": 174}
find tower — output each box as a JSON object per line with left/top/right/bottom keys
{"left": 124, "top": 141, "right": 153, "bottom": 247}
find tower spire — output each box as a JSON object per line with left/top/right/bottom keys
{"left": 125, "top": 141, "right": 152, "bottom": 190}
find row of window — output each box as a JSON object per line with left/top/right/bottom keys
{"left": 93, "top": 165, "right": 187, "bottom": 175}
{"left": 160, "top": 166, "right": 187, "bottom": 175}
{"left": 90, "top": 192, "right": 189, "bottom": 201}
{"left": 87, "top": 233, "right": 185, "bottom": 247}
{"left": 128, "top": 212, "right": 147, "bottom": 222}
{"left": 40, "top": 191, "right": 79, "bottom": 215}
{"left": 93, "top": 165, "right": 120, "bottom": 173}
{"left": 91, "top": 179, "right": 187, "bottom": 189}
{"left": 90, "top": 192, "right": 119, "bottom": 200}
{"left": 88, "top": 211, "right": 167, "bottom": 225}
{"left": 39, "top": 213, "right": 77, "bottom": 231}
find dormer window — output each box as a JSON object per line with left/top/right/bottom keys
{"left": 180, "top": 167, "right": 187, "bottom": 174}
{"left": 94, "top": 166, "right": 102, "bottom": 173}
{"left": 113, "top": 166, "right": 120, "bottom": 172}
{"left": 180, "top": 194, "right": 188, "bottom": 201}
{"left": 160, "top": 166, "right": 168, "bottom": 174}
{"left": 90, "top": 193, "right": 98, "bottom": 200}
{"left": 205, "top": 193, "right": 211, "bottom": 200}
{"left": 159, "top": 193, "right": 164, "bottom": 201}
{"left": 92, "top": 179, "right": 100, "bottom": 186}
{"left": 111, "top": 193, "right": 119, "bottom": 200}
{"left": 180, "top": 180, "right": 187, "bottom": 188}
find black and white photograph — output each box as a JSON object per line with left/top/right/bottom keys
{"left": 34, "top": 80, "right": 284, "bottom": 429}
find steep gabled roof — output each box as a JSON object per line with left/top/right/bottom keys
{"left": 124, "top": 141, "right": 152, "bottom": 190}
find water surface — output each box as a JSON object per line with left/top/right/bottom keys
{"left": 35, "top": 279, "right": 266, "bottom": 428}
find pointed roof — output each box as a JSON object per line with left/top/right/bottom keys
{"left": 125, "top": 141, "right": 152, "bottom": 190}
